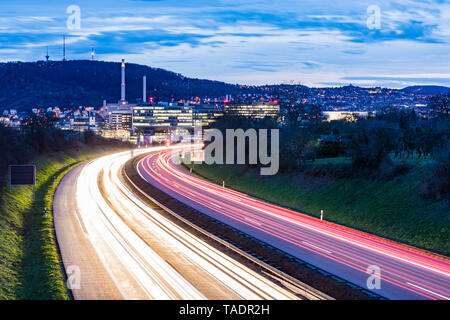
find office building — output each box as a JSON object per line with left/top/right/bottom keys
{"left": 225, "top": 103, "right": 279, "bottom": 118}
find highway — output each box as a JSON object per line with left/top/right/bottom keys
{"left": 54, "top": 146, "right": 301, "bottom": 300}
{"left": 137, "top": 148, "right": 450, "bottom": 300}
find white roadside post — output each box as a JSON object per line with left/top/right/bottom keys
{"left": 222, "top": 181, "right": 225, "bottom": 188}
{"left": 320, "top": 210, "right": 323, "bottom": 221}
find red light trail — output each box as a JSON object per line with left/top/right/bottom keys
{"left": 138, "top": 149, "right": 450, "bottom": 300}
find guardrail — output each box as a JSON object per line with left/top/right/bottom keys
{"left": 122, "top": 152, "right": 385, "bottom": 300}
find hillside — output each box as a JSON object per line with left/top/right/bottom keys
{"left": 0, "top": 60, "right": 254, "bottom": 109}
{"left": 1, "top": 60, "right": 448, "bottom": 111}
{"left": 184, "top": 162, "right": 449, "bottom": 255}
{"left": 401, "top": 85, "right": 450, "bottom": 95}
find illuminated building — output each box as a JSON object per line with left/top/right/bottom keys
{"left": 193, "top": 105, "right": 224, "bottom": 127}
{"left": 133, "top": 102, "right": 193, "bottom": 129}
{"left": 106, "top": 105, "right": 133, "bottom": 130}
{"left": 102, "top": 59, "right": 134, "bottom": 140}
{"left": 225, "top": 103, "right": 279, "bottom": 118}
{"left": 71, "top": 113, "right": 97, "bottom": 131}
{"left": 323, "top": 111, "right": 369, "bottom": 122}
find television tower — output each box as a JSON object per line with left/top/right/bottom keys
{"left": 63, "top": 34, "right": 66, "bottom": 61}
{"left": 45, "top": 46, "right": 50, "bottom": 62}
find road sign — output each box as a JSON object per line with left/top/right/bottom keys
{"left": 10, "top": 165, "right": 35, "bottom": 185}
{"left": 9, "top": 165, "right": 36, "bottom": 200}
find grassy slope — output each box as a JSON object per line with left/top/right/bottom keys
{"left": 0, "top": 146, "right": 128, "bottom": 300}
{"left": 184, "top": 163, "right": 449, "bottom": 256}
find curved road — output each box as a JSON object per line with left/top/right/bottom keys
{"left": 54, "top": 147, "right": 300, "bottom": 300}
{"left": 137, "top": 148, "right": 450, "bottom": 300}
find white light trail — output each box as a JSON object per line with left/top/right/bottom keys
{"left": 74, "top": 146, "right": 299, "bottom": 300}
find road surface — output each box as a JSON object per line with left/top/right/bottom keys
{"left": 137, "top": 149, "right": 450, "bottom": 300}
{"left": 54, "top": 147, "right": 301, "bottom": 300}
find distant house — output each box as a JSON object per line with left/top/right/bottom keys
{"left": 323, "top": 111, "right": 369, "bottom": 122}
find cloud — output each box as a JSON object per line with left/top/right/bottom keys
{"left": 302, "top": 61, "right": 321, "bottom": 69}
{"left": 0, "top": 0, "right": 448, "bottom": 88}
{"left": 341, "top": 75, "right": 450, "bottom": 86}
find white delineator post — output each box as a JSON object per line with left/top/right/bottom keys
{"left": 320, "top": 210, "right": 324, "bottom": 221}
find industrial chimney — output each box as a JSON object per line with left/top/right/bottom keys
{"left": 143, "top": 75, "right": 147, "bottom": 103}
{"left": 121, "top": 59, "right": 126, "bottom": 102}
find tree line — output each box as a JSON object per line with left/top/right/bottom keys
{"left": 0, "top": 114, "right": 132, "bottom": 186}
{"left": 210, "top": 94, "right": 449, "bottom": 199}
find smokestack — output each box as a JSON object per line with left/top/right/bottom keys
{"left": 143, "top": 76, "right": 147, "bottom": 103}
{"left": 121, "top": 59, "right": 126, "bottom": 102}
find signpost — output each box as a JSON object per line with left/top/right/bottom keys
{"left": 10, "top": 165, "right": 36, "bottom": 200}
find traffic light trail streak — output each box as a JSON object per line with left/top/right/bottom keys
{"left": 137, "top": 148, "right": 450, "bottom": 300}
{"left": 55, "top": 146, "right": 301, "bottom": 299}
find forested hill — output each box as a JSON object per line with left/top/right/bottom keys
{"left": 1, "top": 60, "right": 448, "bottom": 110}
{"left": 0, "top": 60, "right": 255, "bottom": 109}
{"left": 401, "top": 85, "right": 450, "bottom": 95}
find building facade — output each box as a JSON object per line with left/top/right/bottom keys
{"left": 225, "top": 103, "right": 279, "bottom": 118}
{"left": 133, "top": 102, "right": 193, "bottom": 129}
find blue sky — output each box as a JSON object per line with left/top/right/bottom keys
{"left": 1, "top": 0, "right": 449, "bottom": 88}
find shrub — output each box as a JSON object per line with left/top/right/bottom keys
{"left": 420, "top": 143, "right": 450, "bottom": 200}
{"left": 317, "top": 142, "right": 344, "bottom": 158}
{"left": 376, "top": 160, "right": 410, "bottom": 181}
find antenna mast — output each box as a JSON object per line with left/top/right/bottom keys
{"left": 63, "top": 34, "right": 66, "bottom": 61}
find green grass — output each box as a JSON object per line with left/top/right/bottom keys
{"left": 309, "top": 156, "right": 351, "bottom": 165}
{"left": 184, "top": 162, "right": 450, "bottom": 256}
{"left": 0, "top": 146, "right": 128, "bottom": 300}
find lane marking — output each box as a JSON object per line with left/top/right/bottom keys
{"left": 406, "top": 282, "right": 449, "bottom": 300}
{"left": 302, "top": 241, "right": 332, "bottom": 254}
{"left": 245, "top": 217, "right": 262, "bottom": 226}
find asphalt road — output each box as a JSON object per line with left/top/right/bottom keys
{"left": 54, "top": 164, "right": 122, "bottom": 300}
{"left": 137, "top": 149, "right": 450, "bottom": 300}
{"left": 54, "top": 147, "right": 300, "bottom": 300}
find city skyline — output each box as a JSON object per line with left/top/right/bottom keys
{"left": 1, "top": 0, "right": 449, "bottom": 88}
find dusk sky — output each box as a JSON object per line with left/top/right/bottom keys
{"left": 1, "top": 0, "right": 449, "bottom": 88}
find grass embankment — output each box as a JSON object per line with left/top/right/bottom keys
{"left": 0, "top": 145, "right": 128, "bottom": 300}
{"left": 183, "top": 162, "right": 449, "bottom": 256}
